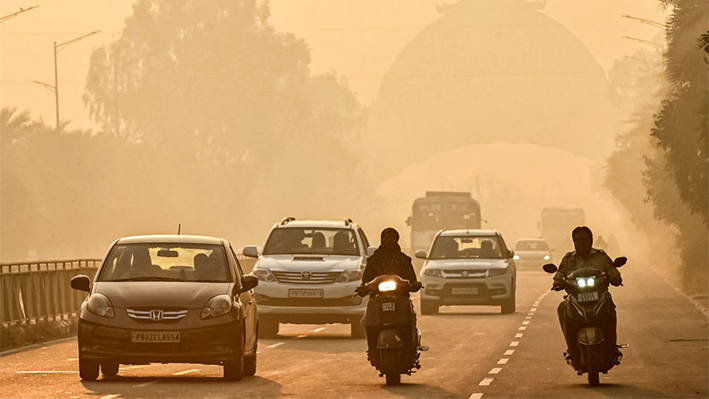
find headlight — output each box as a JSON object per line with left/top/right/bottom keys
{"left": 423, "top": 268, "right": 442, "bottom": 278}
{"left": 576, "top": 277, "right": 595, "bottom": 288}
{"left": 201, "top": 294, "right": 232, "bottom": 319}
{"left": 544, "top": 255, "right": 551, "bottom": 260}
{"left": 87, "top": 294, "right": 115, "bottom": 318}
{"left": 513, "top": 254, "right": 520, "bottom": 260}
{"left": 253, "top": 269, "right": 276, "bottom": 282}
{"left": 378, "top": 281, "right": 397, "bottom": 292}
{"left": 336, "top": 269, "right": 362, "bottom": 283}
{"left": 489, "top": 268, "right": 507, "bottom": 277}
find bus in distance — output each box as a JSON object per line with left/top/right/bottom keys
{"left": 540, "top": 207, "right": 585, "bottom": 256}
{"left": 406, "top": 191, "right": 481, "bottom": 252}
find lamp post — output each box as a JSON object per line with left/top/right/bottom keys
{"left": 0, "top": 6, "right": 38, "bottom": 24}
{"left": 34, "top": 30, "right": 101, "bottom": 130}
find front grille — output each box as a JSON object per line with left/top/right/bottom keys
{"left": 256, "top": 294, "right": 360, "bottom": 307}
{"left": 272, "top": 270, "right": 340, "bottom": 284}
{"left": 441, "top": 269, "right": 487, "bottom": 279}
{"left": 126, "top": 308, "right": 188, "bottom": 320}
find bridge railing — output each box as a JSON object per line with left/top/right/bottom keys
{"left": 1, "top": 259, "right": 101, "bottom": 326}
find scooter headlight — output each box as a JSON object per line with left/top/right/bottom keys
{"left": 544, "top": 255, "right": 551, "bottom": 260}
{"left": 513, "top": 254, "right": 520, "bottom": 260}
{"left": 576, "top": 277, "right": 595, "bottom": 288}
{"left": 378, "top": 281, "right": 397, "bottom": 292}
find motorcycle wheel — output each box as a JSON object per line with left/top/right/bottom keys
{"left": 587, "top": 370, "right": 600, "bottom": 386}
{"left": 385, "top": 373, "right": 401, "bottom": 386}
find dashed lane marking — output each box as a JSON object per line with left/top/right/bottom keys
{"left": 173, "top": 369, "right": 199, "bottom": 376}
{"left": 99, "top": 395, "right": 120, "bottom": 399}
{"left": 296, "top": 335, "right": 307, "bottom": 338}
{"left": 515, "top": 333, "right": 523, "bottom": 338}
{"left": 522, "top": 320, "right": 530, "bottom": 325}
{"left": 15, "top": 371, "right": 75, "bottom": 374}
{"left": 504, "top": 350, "right": 515, "bottom": 356}
{"left": 469, "top": 393, "right": 484, "bottom": 399}
{"left": 267, "top": 342, "right": 285, "bottom": 348}
{"left": 311, "top": 328, "right": 325, "bottom": 333}
{"left": 134, "top": 380, "right": 158, "bottom": 388}
{"left": 510, "top": 341, "right": 519, "bottom": 347}
{"left": 497, "top": 358, "right": 509, "bottom": 365}
{"left": 489, "top": 368, "right": 502, "bottom": 374}
{"left": 479, "top": 378, "right": 494, "bottom": 386}
{"left": 518, "top": 326, "right": 527, "bottom": 330}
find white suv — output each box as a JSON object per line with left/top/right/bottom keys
{"left": 243, "top": 217, "right": 371, "bottom": 338}
{"left": 416, "top": 229, "right": 517, "bottom": 314}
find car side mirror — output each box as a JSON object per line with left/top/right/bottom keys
{"left": 71, "top": 275, "right": 91, "bottom": 292}
{"left": 367, "top": 246, "right": 377, "bottom": 257}
{"left": 238, "top": 275, "right": 258, "bottom": 294}
{"left": 613, "top": 257, "right": 627, "bottom": 268}
{"left": 242, "top": 246, "right": 259, "bottom": 258}
{"left": 542, "top": 263, "right": 558, "bottom": 274}
{"left": 415, "top": 249, "right": 427, "bottom": 259}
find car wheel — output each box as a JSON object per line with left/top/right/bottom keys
{"left": 224, "top": 331, "right": 245, "bottom": 381}
{"left": 243, "top": 351, "right": 257, "bottom": 377}
{"left": 420, "top": 298, "right": 439, "bottom": 315}
{"left": 501, "top": 291, "right": 516, "bottom": 314}
{"left": 79, "top": 357, "right": 99, "bottom": 381}
{"left": 258, "top": 319, "right": 279, "bottom": 338}
{"left": 101, "top": 362, "right": 119, "bottom": 377}
{"left": 350, "top": 322, "right": 366, "bottom": 339}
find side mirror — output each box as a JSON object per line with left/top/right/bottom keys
{"left": 414, "top": 249, "right": 427, "bottom": 259}
{"left": 71, "top": 275, "right": 91, "bottom": 292}
{"left": 238, "top": 275, "right": 259, "bottom": 294}
{"left": 613, "top": 257, "right": 627, "bottom": 268}
{"left": 367, "top": 246, "right": 377, "bottom": 257}
{"left": 508, "top": 249, "right": 515, "bottom": 258}
{"left": 242, "top": 246, "right": 259, "bottom": 258}
{"left": 542, "top": 263, "right": 558, "bottom": 274}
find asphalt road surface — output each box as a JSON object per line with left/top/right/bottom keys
{"left": 1, "top": 265, "right": 706, "bottom": 399}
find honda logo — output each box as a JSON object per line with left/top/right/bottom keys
{"left": 300, "top": 271, "right": 313, "bottom": 280}
{"left": 149, "top": 310, "right": 164, "bottom": 321}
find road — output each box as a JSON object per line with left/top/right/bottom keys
{"left": 1, "top": 265, "right": 706, "bottom": 399}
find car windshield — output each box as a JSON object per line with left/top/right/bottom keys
{"left": 429, "top": 236, "right": 504, "bottom": 260}
{"left": 98, "top": 243, "right": 230, "bottom": 282}
{"left": 515, "top": 240, "right": 549, "bottom": 251}
{"left": 262, "top": 228, "right": 359, "bottom": 256}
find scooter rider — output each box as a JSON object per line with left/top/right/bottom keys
{"left": 553, "top": 226, "right": 623, "bottom": 361}
{"left": 361, "top": 228, "right": 419, "bottom": 360}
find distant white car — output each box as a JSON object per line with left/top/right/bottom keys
{"left": 243, "top": 217, "right": 372, "bottom": 338}
{"left": 416, "top": 229, "right": 517, "bottom": 315}
{"left": 513, "top": 238, "right": 552, "bottom": 270}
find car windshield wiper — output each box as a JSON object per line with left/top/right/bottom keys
{"left": 110, "top": 276, "right": 186, "bottom": 282}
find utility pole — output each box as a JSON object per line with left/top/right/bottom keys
{"left": 0, "top": 6, "right": 38, "bottom": 24}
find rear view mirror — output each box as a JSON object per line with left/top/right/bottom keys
{"left": 71, "top": 275, "right": 91, "bottom": 292}
{"left": 238, "top": 275, "right": 259, "bottom": 294}
{"left": 414, "top": 250, "right": 427, "bottom": 259}
{"left": 242, "top": 246, "right": 259, "bottom": 258}
{"left": 613, "top": 257, "right": 627, "bottom": 268}
{"left": 542, "top": 263, "right": 558, "bottom": 273}
{"left": 367, "top": 246, "right": 377, "bottom": 257}
{"left": 157, "top": 249, "right": 179, "bottom": 258}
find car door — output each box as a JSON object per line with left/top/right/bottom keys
{"left": 228, "top": 244, "right": 257, "bottom": 352}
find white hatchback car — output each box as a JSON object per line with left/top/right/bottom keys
{"left": 243, "top": 217, "right": 371, "bottom": 338}
{"left": 416, "top": 229, "right": 516, "bottom": 314}
{"left": 513, "top": 238, "right": 552, "bottom": 270}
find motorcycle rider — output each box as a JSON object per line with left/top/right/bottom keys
{"left": 361, "top": 227, "right": 419, "bottom": 361}
{"left": 553, "top": 226, "right": 623, "bottom": 362}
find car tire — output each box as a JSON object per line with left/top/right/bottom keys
{"left": 501, "top": 291, "right": 516, "bottom": 314}
{"left": 350, "top": 322, "right": 366, "bottom": 339}
{"left": 79, "top": 357, "right": 99, "bottom": 381}
{"left": 420, "top": 298, "right": 439, "bottom": 315}
{"left": 244, "top": 351, "right": 257, "bottom": 377}
{"left": 101, "top": 362, "right": 119, "bottom": 377}
{"left": 224, "top": 331, "right": 245, "bottom": 381}
{"left": 258, "top": 319, "right": 279, "bottom": 338}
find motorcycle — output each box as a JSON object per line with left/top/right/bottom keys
{"left": 542, "top": 256, "right": 627, "bottom": 386}
{"left": 355, "top": 275, "right": 427, "bottom": 385}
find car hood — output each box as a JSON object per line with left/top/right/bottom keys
{"left": 93, "top": 282, "right": 231, "bottom": 309}
{"left": 257, "top": 255, "right": 361, "bottom": 271}
{"left": 425, "top": 258, "right": 508, "bottom": 270}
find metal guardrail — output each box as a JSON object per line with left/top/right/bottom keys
{"left": 1, "top": 259, "right": 101, "bottom": 326}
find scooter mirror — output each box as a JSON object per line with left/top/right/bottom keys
{"left": 542, "top": 263, "right": 558, "bottom": 273}
{"left": 613, "top": 256, "right": 627, "bottom": 268}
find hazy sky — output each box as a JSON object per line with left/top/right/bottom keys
{"left": 1, "top": 0, "right": 666, "bottom": 131}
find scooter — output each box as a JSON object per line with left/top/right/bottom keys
{"left": 543, "top": 257, "right": 627, "bottom": 386}
{"left": 356, "top": 275, "right": 426, "bottom": 385}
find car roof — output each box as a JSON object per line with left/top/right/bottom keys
{"left": 438, "top": 229, "right": 498, "bottom": 236}
{"left": 117, "top": 235, "right": 224, "bottom": 245}
{"left": 275, "top": 220, "right": 356, "bottom": 229}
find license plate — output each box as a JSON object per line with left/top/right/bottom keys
{"left": 131, "top": 331, "right": 180, "bottom": 343}
{"left": 382, "top": 302, "right": 395, "bottom": 311}
{"left": 452, "top": 287, "right": 479, "bottom": 295}
{"left": 578, "top": 291, "right": 599, "bottom": 303}
{"left": 288, "top": 289, "right": 324, "bottom": 298}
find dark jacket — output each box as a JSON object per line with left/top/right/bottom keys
{"left": 362, "top": 244, "right": 417, "bottom": 285}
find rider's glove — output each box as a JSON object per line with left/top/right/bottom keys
{"left": 552, "top": 279, "right": 564, "bottom": 291}
{"left": 610, "top": 275, "right": 623, "bottom": 286}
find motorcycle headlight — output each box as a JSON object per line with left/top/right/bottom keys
{"left": 201, "top": 294, "right": 232, "bottom": 319}
{"left": 576, "top": 277, "right": 595, "bottom": 288}
{"left": 87, "top": 293, "right": 115, "bottom": 318}
{"left": 489, "top": 268, "right": 507, "bottom": 277}
{"left": 423, "top": 268, "right": 442, "bottom": 278}
{"left": 544, "top": 255, "right": 551, "bottom": 260}
{"left": 336, "top": 269, "right": 362, "bottom": 283}
{"left": 253, "top": 269, "right": 276, "bottom": 282}
{"left": 378, "top": 281, "right": 397, "bottom": 292}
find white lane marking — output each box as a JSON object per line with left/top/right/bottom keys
{"left": 66, "top": 358, "right": 78, "bottom": 361}
{"left": 311, "top": 328, "right": 325, "bottom": 333}
{"left": 474, "top": 332, "right": 485, "bottom": 335}
{"left": 173, "top": 369, "right": 199, "bottom": 376}
{"left": 515, "top": 333, "right": 523, "bottom": 338}
{"left": 296, "top": 334, "right": 307, "bottom": 338}
{"left": 15, "top": 371, "right": 75, "bottom": 374}
{"left": 489, "top": 368, "right": 502, "bottom": 374}
{"left": 498, "top": 358, "right": 509, "bottom": 365}
{"left": 531, "top": 307, "right": 537, "bottom": 311}
{"left": 510, "top": 341, "right": 519, "bottom": 347}
{"left": 99, "top": 395, "right": 120, "bottom": 399}
{"left": 518, "top": 326, "right": 527, "bottom": 331}
{"left": 504, "top": 350, "right": 515, "bottom": 356}
{"left": 122, "top": 365, "right": 147, "bottom": 370}
{"left": 257, "top": 351, "right": 261, "bottom": 354}
{"left": 522, "top": 320, "right": 530, "bottom": 325}
{"left": 134, "top": 380, "right": 158, "bottom": 388}
{"left": 527, "top": 313, "right": 534, "bottom": 316}
{"left": 479, "top": 377, "right": 494, "bottom": 386}
{"left": 267, "top": 342, "right": 285, "bottom": 348}
{"left": 469, "top": 393, "right": 484, "bottom": 399}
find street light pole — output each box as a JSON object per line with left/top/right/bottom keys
{"left": 0, "top": 6, "right": 38, "bottom": 24}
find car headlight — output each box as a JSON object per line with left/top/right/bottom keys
{"left": 87, "top": 293, "right": 115, "bottom": 318}
{"left": 253, "top": 269, "right": 276, "bottom": 282}
{"left": 201, "top": 294, "right": 232, "bottom": 319}
{"left": 489, "top": 268, "right": 507, "bottom": 277}
{"left": 378, "top": 281, "right": 397, "bottom": 292}
{"left": 513, "top": 254, "right": 520, "bottom": 260}
{"left": 336, "top": 269, "right": 362, "bottom": 283}
{"left": 576, "top": 277, "right": 595, "bottom": 288}
{"left": 544, "top": 255, "right": 551, "bottom": 260}
{"left": 423, "top": 268, "right": 442, "bottom": 278}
